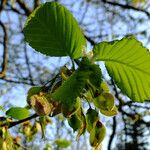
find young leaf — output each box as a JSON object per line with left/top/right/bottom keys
{"left": 6, "top": 107, "right": 30, "bottom": 120}
{"left": 68, "top": 114, "right": 82, "bottom": 132}
{"left": 86, "top": 108, "right": 99, "bottom": 132}
{"left": 62, "top": 97, "right": 81, "bottom": 117}
{"left": 90, "top": 121, "right": 106, "bottom": 147}
{"left": 93, "top": 36, "right": 150, "bottom": 102}
{"left": 52, "top": 69, "right": 90, "bottom": 108}
{"left": 89, "top": 64, "right": 102, "bottom": 88}
{"left": 27, "top": 86, "right": 42, "bottom": 103}
{"left": 55, "top": 139, "right": 71, "bottom": 148}
{"left": 23, "top": 2, "right": 86, "bottom": 59}
{"left": 100, "top": 106, "right": 118, "bottom": 116}
{"left": 29, "top": 94, "right": 52, "bottom": 116}
{"left": 93, "top": 92, "right": 115, "bottom": 111}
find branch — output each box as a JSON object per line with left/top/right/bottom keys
{"left": 84, "top": 35, "right": 96, "bottom": 45}
{"left": 101, "top": 0, "right": 150, "bottom": 18}
{"left": 8, "top": 114, "right": 38, "bottom": 128}
{"left": 6, "top": 2, "right": 25, "bottom": 15}
{"left": 0, "top": 20, "right": 8, "bottom": 78}
{"left": 108, "top": 116, "right": 117, "bottom": 150}
{"left": 24, "top": 43, "right": 34, "bottom": 85}
{"left": 0, "top": 78, "right": 36, "bottom": 86}
{"left": 0, "top": 0, "right": 7, "bottom": 12}
{"left": 34, "top": 0, "right": 40, "bottom": 9}
{"left": 16, "top": 0, "right": 31, "bottom": 16}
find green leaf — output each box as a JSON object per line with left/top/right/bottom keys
{"left": 93, "top": 36, "right": 150, "bottom": 102}
{"left": 6, "top": 107, "right": 30, "bottom": 120}
{"left": 100, "top": 106, "right": 118, "bottom": 116}
{"left": 27, "top": 86, "right": 42, "bottom": 103}
{"left": 86, "top": 108, "right": 99, "bottom": 132}
{"left": 62, "top": 97, "right": 81, "bottom": 117}
{"left": 88, "top": 64, "right": 102, "bottom": 88}
{"left": 23, "top": 2, "right": 86, "bottom": 59}
{"left": 93, "top": 92, "right": 115, "bottom": 111}
{"left": 0, "top": 106, "right": 5, "bottom": 112}
{"left": 55, "top": 139, "right": 70, "bottom": 148}
{"left": 52, "top": 69, "right": 90, "bottom": 108}
{"left": 90, "top": 121, "right": 106, "bottom": 147}
{"left": 68, "top": 114, "right": 82, "bottom": 132}
{"left": 29, "top": 94, "right": 52, "bottom": 116}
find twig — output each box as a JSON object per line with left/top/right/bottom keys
{"left": 8, "top": 114, "right": 38, "bottom": 128}
{"left": 0, "top": 20, "right": 8, "bottom": 78}
{"left": 16, "top": 0, "right": 31, "bottom": 16}
{"left": 108, "top": 116, "right": 117, "bottom": 150}
{"left": 101, "top": 0, "right": 150, "bottom": 18}
{"left": 0, "top": 0, "right": 7, "bottom": 12}
{"left": 34, "top": 0, "right": 40, "bottom": 9}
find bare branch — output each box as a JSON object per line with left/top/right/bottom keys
{"left": 0, "top": 21, "right": 8, "bottom": 78}
{"left": 16, "top": 0, "right": 31, "bottom": 16}
{"left": 34, "top": 0, "right": 40, "bottom": 9}
{"left": 101, "top": 0, "right": 150, "bottom": 18}
{"left": 108, "top": 116, "right": 117, "bottom": 150}
{"left": 0, "top": 0, "right": 7, "bottom": 12}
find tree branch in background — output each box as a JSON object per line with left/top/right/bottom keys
{"left": 16, "top": 0, "right": 31, "bottom": 16}
{"left": 84, "top": 35, "right": 96, "bottom": 45}
{"left": 0, "top": 78, "right": 36, "bottom": 86}
{"left": 8, "top": 114, "right": 38, "bottom": 128}
{"left": 0, "top": 20, "right": 8, "bottom": 78}
{"left": 24, "top": 43, "right": 34, "bottom": 85}
{"left": 34, "top": 0, "right": 40, "bottom": 9}
{"left": 0, "top": 0, "right": 7, "bottom": 12}
{"left": 108, "top": 116, "right": 117, "bottom": 150}
{"left": 101, "top": 0, "right": 150, "bottom": 18}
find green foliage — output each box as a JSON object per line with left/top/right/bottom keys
{"left": 0, "top": 106, "right": 5, "bottom": 112}
{"left": 52, "top": 67, "right": 91, "bottom": 109}
{"left": 6, "top": 107, "right": 30, "bottom": 120}
{"left": 23, "top": 2, "right": 86, "bottom": 59}
{"left": 89, "top": 121, "right": 106, "bottom": 147}
{"left": 100, "top": 106, "right": 118, "bottom": 116}
{"left": 55, "top": 139, "right": 71, "bottom": 148}
{"left": 68, "top": 114, "right": 82, "bottom": 132}
{"left": 85, "top": 108, "right": 99, "bottom": 132}
{"left": 28, "top": 94, "right": 52, "bottom": 116}
{"left": 93, "top": 92, "right": 115, "bottom": 111}
{"left": 93, "top": 36, "right": 150, "bottom": 102}
{"left": 3, "top": 1, "right": 150, "bottom": 149}
{"left": 0, "top": 127, "right": 14, "bottom": 150}
{"left": 27, "top": 86, "right": 42, "bottom": 102}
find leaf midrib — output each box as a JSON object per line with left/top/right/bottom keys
{"left": 100, "top": 58, "right": 150, "bottom": 77}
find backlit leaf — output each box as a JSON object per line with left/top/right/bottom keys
{"left": 93, "top": 36, "right": 150, "bottom": 102}
{"left": 86, "top": 108, "right": 99, "bottom": 132}
{"left": 93, "top": 92, "right": 115, "bottom": 111}
{"left": 6, "top": 107, "right": 30, "bottom": 120}
{"left": 52, "top": 69, "right": 90, "bottom": 108}
{"left": 23, "top": 2, "right": 86, "bottom": 59}
{"left": 55, "top": 139, "right": 70, "bottom": 148}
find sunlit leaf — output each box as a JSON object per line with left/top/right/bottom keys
{"left": 93, "top": 92, "right": 115, "bottom": 111}
{"left": 27, "top": 86, "right": 42, "bottom": 103}
{"left": 100, "top": 106, "right": 118, "bottom": 116}
{"left": 29, "top": 95, "right": 52, "bottom": 116}
{"left": 55, "top": 139, "right": 71, "bottom": 148}
{"left": 62, "top": 97, "right": 81, "bottom": 117}
{"left": 94, "top": 36, "right": 150, "bottom": 102}
{"left": 90, "top": 121, "right": 106, "bottom": 147}
{"left": 52, "top": 69, "right": 90, "bottom": 109}
{"left": 68, "top": 114, "right": 81, "bottom": 132}
{"left": 86, "top": 108, "right": 99, "bottom": 132}
{"left": 23, "top": 2, "right": 86, "bottom": 59}
{"left": 6, "top": 107, "right": 30, "bottom": 120}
